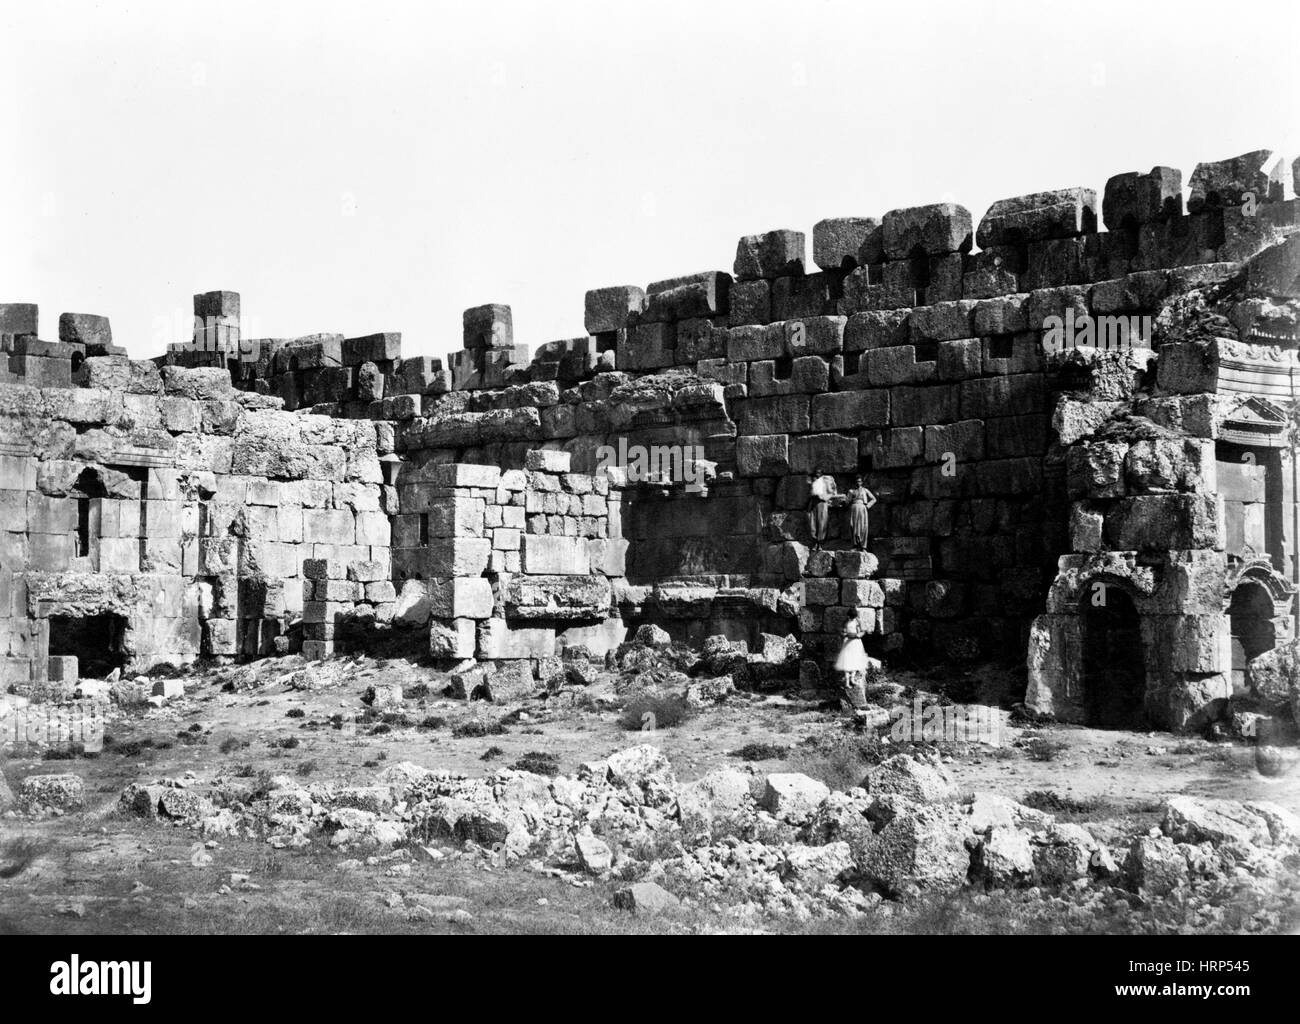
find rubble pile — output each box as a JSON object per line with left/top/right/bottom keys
{"left": 106, "top": 747, "right": 1300, "bottom": 923}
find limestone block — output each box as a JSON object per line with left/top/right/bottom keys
{"left": 429, "top": 617, "right": 476, "bottom": 659}
{"left": 813, "top": 217, "right": 883, "bottom": 271}
{"left": 463, "top": 304, "right": 513, "bottom": 351}
{"left": 476, "top": 619, "right": 556, "bottom": 661}
{"left": 736, "top": 434, "right": 790, "bottom": 477}
{"left": 882, "top": 203, "right": 973, "bottom": 259}
{"left": 426, "top": 538, "right": 492, "bottom": 577}
{"left": 585, "top": 286, "right": 646, "bottom": 335}
{"left": 734, "top": 229, "right": 805, "bottom": 280}
{"left": 976, "top": 188, "right": 1097, "bottom": 249}
{"left": 521, "top": 534, "right": 590, "bottom": 575}
{"left": 428, "top": 577, "right": 495, "bottom": 620}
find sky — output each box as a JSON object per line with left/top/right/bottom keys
{"left": 2, "top": 0, "right": 1298, "bottom": 366}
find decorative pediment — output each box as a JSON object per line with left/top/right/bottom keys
{"left": 1219, "top": 394, "right": 1290, "bottom": 446}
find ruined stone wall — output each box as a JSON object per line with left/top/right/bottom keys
{"left": 4, "top": 148, "right": 1300, "bottom": 728}
{"left": 342, "top": 153, "right": 1298, "bottom": 669}
{"left": 0, "top": 363, "right": 387, "bottom": 690}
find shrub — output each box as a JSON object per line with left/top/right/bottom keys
{"left": 452, "top": 719, "right": 508, "bottom": 738}
{"left": 618, "top": 692, "right": 691, "bottom": 731}
{"left": 1024, "top": 735, "right": 1067, "bottom": 762}
{"left": 788, "top": 732, "right": 873, "bottom": 792}
{"left": 512, "top": 751, "right": 560, "bottom": 776}
{"left": 732, "top": 742, "right": 789, "bottom": 762}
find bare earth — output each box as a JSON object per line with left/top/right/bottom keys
{"left": 2, "top": 654, "right": 1297, "bottom": 935}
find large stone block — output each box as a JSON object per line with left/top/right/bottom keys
{"left": 429, "top": 617, "right": 477, "bottom": 659}
{"left": 924, "top": 420, "right": 985, "bottom": 462}
{"left": 1102, "top": 167, "right": 1182, "bottom": 229}
{"left": 1188, "top": 150, "right": 1280, "bottom": 213}
{"left": 734, "top": 229, "right": 805, "bottom": 280}
{"left": 476, "top": 619, "right": 556, "bottom": 661}
{"left": 521, "top": 534, "right": 590, "bottom": 575}
{"left": 617, "top": 322, "right": 675, "bottom": 371}
{"left": 737, "top": 395, "right": 810, "bottom": 435}
{"left": 1104, "top": 494, "right": 1223, "bottom": 551}
{"left": 643, "top": 271, "right": 730, "bottom": 322}
{"left": 728, "top": 279, "right": 770, "bottom": 326}
{"left": 813, "top": 217, "right": 883, "bottom": 271}
{"left": 959, "top": 374, "right": 1044, "bottom": 419}
{"left": 0, "top": 303, "right": 38, "bottom": 336}
{"left": 844, "top": 310, "right": 910, "bottom": 352}
{"left": 861, "top": 426, "right": 923, "bottom": 469}
{"left": 864, "top": 346, "right": 935, "bottom": 386}
{"left": 976, "top": 188, "right": 1097, "bottom": 249}
{"left": 463, "top": 304, "right": 513, "bottom": 350}
{"left": 428, "top": 577, "right": 495, "bottom": 620}
{"left": 736, "top": 434, "right": 790, "bottom": 477}
{"left": 585, "top": 286, "right": 646, "bottom": 334}
{"left": 882, "top": 203, "right": 973, "bottom": 259}
{"left": 58, "top": 313, "right": 112, "bottom": 350}
{"left": 342, "top": 332, "right": 401, "bottom": 365}
{"left": 504, "top": 574, "right": 611, "bottom": 620}
{"left": 810, "top": 389, "right": 889, "bottom": 431}
{"left": 426, "top": 538, "right": 492, "bottom": 577}
{"left": 788, "top": 433, "right": 858, "bottom": 474}
{"left": 908, "top": 301, "right": 977, "bottom": 343}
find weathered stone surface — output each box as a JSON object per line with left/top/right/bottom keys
{"left": 613, "top": 881, "right": 679, "bottom": 914}
{"left": 677, "top": 768, "right": 755, "bottom": 834}
{"left": 1162, "top": 796, "right": 1271, "bottom": 848}
{"left": 1103, "top": 166, "right": 1182, "bottom": 229}
{"left": 58, "top": 313, "right": 112, "bottom": 350}
{"left": 1123, "top": 835, "right": 1188, "bottom": 895}
{"left": 813, "top": 217, "right": 883, "bottom": 271}
{"left": 760, "top": 773, "right": 829, "bottom": 825}
{"left": 855, "top": 800, "right": 972, "bottom": 894}
{"left": 18, "top": 773, "right": 85, "bottom": 812}
{"left": 863, "top": 755, "right": 956, "bottom": 803}
{"left": 585, "top": 286, "right": 646, "bottom": 335}
{"left": 1247, "top": 638, "right": 1300, "bottom": 725}
{"left": 975, "top": 826, "right": 1035, "bottom": 886}
{"left": 504, "top": 574, "right": 611, "bottom": 621}
{"left": 976, "top": 188, "right": 1097, "bottom": 249}
{"left": 882, "top": 203, "right": 973, "bottom": 259}
{"left": 643, "top": 271, "right": 730, "bottom": 322}
{"left": 606, "top": 745, "right": 677, "bottom": 808}
{"left": 1188, "top": 149, "right": 1280, "bottom": 213}
{"left": 463, "top": 304, "right": 513, "bottom": 350}
{"left": 734, "top": 229, "right": 805, "bottom": 280}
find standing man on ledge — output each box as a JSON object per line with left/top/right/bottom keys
{"left": 806, "top": 468, "right": 837, "bottom": 551}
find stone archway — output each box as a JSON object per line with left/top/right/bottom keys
{"left": 1080, "top": 584, "right": 1147, "bottom": 729}
{"left": 1228, "top": 580, "right": 1276, "bottom": 691}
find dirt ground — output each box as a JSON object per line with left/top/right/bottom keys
{"left": 2, "top": 653, "right": 1298, "bottom": 935}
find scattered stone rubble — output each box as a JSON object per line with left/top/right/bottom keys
{"left": 99, "top": 746, "right": 1299, "bottom": 923}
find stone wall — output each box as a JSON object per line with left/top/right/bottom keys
{"left": 0, "top": 364, "right": 387, "bottom": 690}
{"left": 3, "top": 147, "right": 1300, "bottom": 731}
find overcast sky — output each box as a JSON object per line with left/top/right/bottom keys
{"left": 2, "top": 0, "right": 1297, "bottom": 365}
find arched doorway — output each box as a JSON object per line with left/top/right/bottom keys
{"left": 1228, "top": 581, "right": 1275, "bottom": 691}
{"left": 1080, "top": 584, "right": 1146, "bottom": 729}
